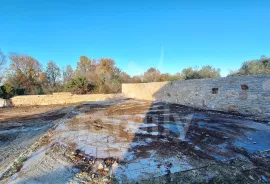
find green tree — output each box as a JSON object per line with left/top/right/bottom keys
{"left": 65, "top": 76, "right": 93, "bottom": 94}
{"left": 198, "top": 65, "right": 221, "bottom": 78}
{"left": 182, "top": 67, "right": 201, "bottom": 80}
{"left": 182, "top": 66, "right": 221, "bottom": 80}
{"left": 0, "top": 83, "right": 15, "bottom": 99}
{"left": 229, "top": 56, "right": 270, "bottom": 76}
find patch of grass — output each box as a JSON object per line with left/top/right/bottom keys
{"left": 16, "top": 156, "right": 28, "bottom": 164}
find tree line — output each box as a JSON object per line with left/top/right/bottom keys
{"left": 0, "top": 49, "right": 269, "bottom": 98}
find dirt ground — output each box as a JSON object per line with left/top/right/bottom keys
{"left": 0, "top": 104, "right": 79, "bottom": 122}
{"left": 0, "top": 104, "right": 76, "bottom": 176}
{"left": 0, "top": 99, "right": 270, "bottom": 183}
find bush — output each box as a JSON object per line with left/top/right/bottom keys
{"left": 0, "top": 83, "right": 15, "bottom": 99}
{"left": 34, "top": 85, "right": 45, "bottom": 95}
{"left": 0, "top": 88, "right": 3, "bottom": 98}
{"left": 182, "top": 66, "right": 221, "bottom": 80}
{"left": 65, "top": 76, "right": 93, "bottom": 94}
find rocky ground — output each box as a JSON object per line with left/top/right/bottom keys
{"left": 0, "top": 99, "right": 269, "bottom": 183}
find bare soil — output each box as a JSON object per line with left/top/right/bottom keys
{"left": 0, "top": 104, "right": 76, "bottom": 176}
{"left": 0, "top": 104, "right": 79, "bottom": 123}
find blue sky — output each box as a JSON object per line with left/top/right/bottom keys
{"left": 1, "top": 0, "right": 269, "bottom": 76}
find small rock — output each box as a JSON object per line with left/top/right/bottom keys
{"left": 74, "top": 149, "right": 80, "bottom": 155}
{"left": 98, "top": 162, "right": 105, "bottom": 170}
{"left": 103, "top": 176, "right": 110, "bottom": 182}
{"left": 165, "top": 168, "right": 171, "bottom": 176}
{"left": 261, "top": 175, "right": 268, "bottom": 182}
{"left": 110, "top": 161, "right": 118, "bottom": 175}
{"left": 167, "top": 162, "right": 172, "bottom": 168}
{"left": 249, "top": 175, "right": 254, "bottom": 181}
{"left": 104, "top": 167, "right": 110, "bottom": 172}
{"left": 207, "top": 175, "right": 214, "bottom": 182}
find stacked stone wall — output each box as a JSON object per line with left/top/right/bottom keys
{"left": 123, "top": 75, "right": 270, "bottom": 118}
{"left": 0, "top": 93, "right": 122, "bottom": 107}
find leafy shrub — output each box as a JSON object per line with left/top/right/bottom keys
{"left": 0, "top": 88, "right": 3, "bottom": 98}
{"left": 34, "top": 85, "right": 45, "bottom": 95}
{"left": 0, "top": 83, "right": 15, "bottom": 99}
{"left": 182, "top": 66, "right": 221, "bottom": 80}
{"left": 65, "top": 76, "right": 93, "bottom": 94}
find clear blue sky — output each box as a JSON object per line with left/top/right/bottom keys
{"left": 1, "top": 0, "right": 269, "bottom": 76}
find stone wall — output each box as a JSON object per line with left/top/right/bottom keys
{"left": 2, "top": 75, "right": 270, "bottom": 119}
{"left": 123, "top": 75, "right": 270, "bottom": 119}
{"left": 9, "top": 93, "right": 123, "bottom": 106}
{"left": 122, "top": 82, "right": 168, "bottom": 101}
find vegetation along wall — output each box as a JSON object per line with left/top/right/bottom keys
{"left": 122, "top": 75, "right": 270, "bottom": 119}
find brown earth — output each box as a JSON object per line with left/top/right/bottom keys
{"left": 0, "top": 103, "right": 80, "bottom": 123}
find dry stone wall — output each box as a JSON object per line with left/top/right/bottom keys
{"left": 8, "top": 93, "right": 123, "bottom": 106}
{"left": 123, "top": 75, "right": 270, "bottom": 119}
{"left": 122, "top": 82, "right": 168, "bottom": 101}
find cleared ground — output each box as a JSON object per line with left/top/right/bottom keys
{"left": 0, "top": 99, "right": 269, "bottom": 183}
{"left": 0, "top": 104, "right": 75, "bottom": 176}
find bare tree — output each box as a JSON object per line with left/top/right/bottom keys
{"left": 76, "top": 56, "right": 91, "bottom": 76}
{"left": 63, "top": 65, "right": 74, "bottom": 84}
{"left": 143, "top": 68, "right": 161, "bottom": 82}
{"left": 46, "top": 61, "right": 61, "bottom": 88}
